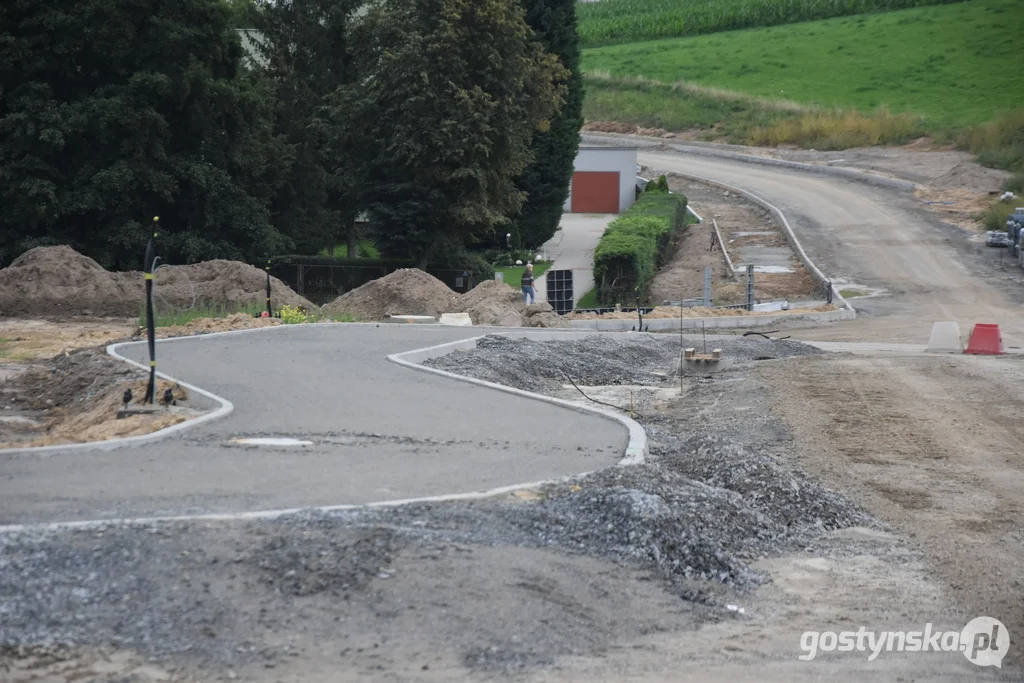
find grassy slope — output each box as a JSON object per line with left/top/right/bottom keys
{"left": 575, "top": 0, "right": 961, "bottom": 48}
{"left": 582, "top": 0, "right": 1023, "bottom": 125}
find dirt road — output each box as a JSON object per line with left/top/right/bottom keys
{"left": 638, "top": 150, "right": 1024, "bottom": 345}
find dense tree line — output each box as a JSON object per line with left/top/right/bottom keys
{"left": 0, "top": 0, "right": 583, "bottom": 269}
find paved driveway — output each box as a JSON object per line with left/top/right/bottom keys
{"left": 0, "top": 325, "right": 626, "bottom": 526}
{"left": 536, "top": 214, "right": 617, "bottom": 306}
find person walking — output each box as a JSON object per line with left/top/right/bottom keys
{"left": 521, "top": 262, "right": 536, "bottom": 305}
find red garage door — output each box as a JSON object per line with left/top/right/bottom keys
{"left": 571, "top": 172, "right": 620, "bottom": 213}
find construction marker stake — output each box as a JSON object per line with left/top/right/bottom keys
{"left": 143, "top": 217, "right": 159, "bottom": 404}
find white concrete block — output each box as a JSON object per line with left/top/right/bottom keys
{"left": 926, "top": 321, "right": 962, "bottom": 353}
{"left": 438, "top": 313, "right": 473, "bottom": 327}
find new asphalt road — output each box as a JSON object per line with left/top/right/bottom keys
{"left": 0, "top": 325, "right": 627, "bottom": 526}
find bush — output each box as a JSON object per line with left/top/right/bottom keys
{"left": 593, "top": 192, "right": 687, "bottom": 306}
{"left": 645, "top": 175, "right": 670, "bottom": 192}
{"left": 277, "top": 304, "right": 311, "bottom": 324}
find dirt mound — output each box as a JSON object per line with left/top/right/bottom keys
{"left": 322, "top": 268, "right": 459, "bottom": 321}
{"left": 930, "top": 162, "right": 1010, "bottom": 194}
{"left": 151, "top": 260, "right": 314, "bottom": 313}
{"left": 1, "top": 347, "right": 194, "bottom": 448}
{"left": 0, "top": 246, "right": 138, "bottom": 317}
{"left": 454, "top": 280, "right": 523, "bottom": 312}
{"left": 522, "top": 302, "right": 569, "bottom": 328}
{"left": 0, "top": 246, "right": 314, "bottom": 319}
{"left": 584, "top": 121, "right": 638, "bottom": 134}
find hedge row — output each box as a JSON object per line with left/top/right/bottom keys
{"left": 593, "top": 192, "right": 688, "bottom": 306}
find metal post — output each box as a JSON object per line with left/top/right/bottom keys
{"left": 703, "top": 266, "right": 712, "bottom": 307}
{"left": 143, "top": 217, "right": 158, "bottom": 404}
{"left": 746, "top": 264, "right": 755, "bottom": 312}
{"left": 265, "top": 257, "right": 272, "bottom": 317}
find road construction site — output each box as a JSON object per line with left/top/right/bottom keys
{"left": 2, "top": 141, "right": 1023, "bottom": 682}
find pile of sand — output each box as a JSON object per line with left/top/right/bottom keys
{"left": 0, "top": 246, "right": 314, "bottom": 318}
{"left": 930, "top": 162, "right": 1011, "bottom": 194}
{"left": 323, "top": 270, "right": 572, "bottom": 327}
{"left": 152, "top": 260, "right": 313, "bottom": 313}
{"left": 0, "top": 246, "right": 140, "bottom": 317}
{"left": 452, "top": 280, "right": 525, "bottom": 326}
{"left": 323, "top": 268, "right": 460, "bottom": 321}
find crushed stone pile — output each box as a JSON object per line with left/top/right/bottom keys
{"left": 424, "top": 334, "right": 681, "bottom": 392}
{"left": 323, "top": 268, "right": 460, "bottom": 321}
{"left": 0, "top": 246, "right": 314, "bottom": 318}
{"left": 423, "top": 334, "right": 823, "bottom": 392}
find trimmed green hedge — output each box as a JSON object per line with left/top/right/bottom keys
{"left": 593, "top": 192, "right": 688, "bottom": 306}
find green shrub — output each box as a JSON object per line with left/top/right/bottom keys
{"left": 645, "top": 175, "right": 670, "bottom": 192}
{"left": 593, "top": 192, "right": 687, "bottom": 305}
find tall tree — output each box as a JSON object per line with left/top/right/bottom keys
{"left": 0, "top": 0, "right": 286, "bottom": 268}
{"left": 514, "top": 0, "right": 584, "bottom": 250}
{"left": 342, "top": 0, "right": 567, "bottom": 267}
{"left": 254, "top": 0, "right": 363, "bottom": 256}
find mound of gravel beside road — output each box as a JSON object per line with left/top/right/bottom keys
{"left": 423, "top": 333, "right": 823, "bottom": 392}
{"left": 0, "top": 246, "right": 313, "bottom": 318}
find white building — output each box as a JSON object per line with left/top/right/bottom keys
{"left": 563, "top": 145, "right": 638, "bottom": 214}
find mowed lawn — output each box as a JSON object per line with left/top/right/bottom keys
{"left": 582, "top": 0, "right": 1024, "bottom": 124}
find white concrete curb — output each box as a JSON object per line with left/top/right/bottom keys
{"left": 387, "top": 335, "right": 647, "bottom": 467}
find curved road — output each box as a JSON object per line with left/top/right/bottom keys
{"left": 639, "top": 150, "right": 1024, "bottom": 345}
{"left": 0, "top": 325, "right": 626, "bottom": 526}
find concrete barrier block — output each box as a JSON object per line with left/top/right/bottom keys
{"left": 926, "top": 321, "right": 962, "bottom": 353}
{"left": 438, "top": 312, "right": 472, "bottom": 326}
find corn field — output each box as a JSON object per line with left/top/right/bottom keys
{"left": 576, "top": 0, "right": 963, "bottom": 48}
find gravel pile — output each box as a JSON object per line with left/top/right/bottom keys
{"left": 424, "top": 333, "right": 823, "bottom": 392}
{"left": 425, "top": 334, "right": 683, "bottom": 391}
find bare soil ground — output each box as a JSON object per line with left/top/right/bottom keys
{"left": 647, "top": 174, "right": 821, "bottom": 305}
{"left": 0, "top": 348, "right": 196, "bottom": 448}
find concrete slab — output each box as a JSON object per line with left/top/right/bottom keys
{"left": 926, "top": 322, "right": 963, "bottom": 353}
{"left": 438, "top": 313, "right": 472, "bottom": 326}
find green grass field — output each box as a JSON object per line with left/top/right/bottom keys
{"left": 582, "top": 0, "right": 1022, "bottom": 125}
{"left": 576, "top": 0, "right": 960, "bottom": 48}
{"left": 496, "top": 262, "right": 551, "bottom": 287}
